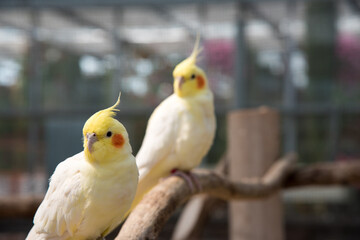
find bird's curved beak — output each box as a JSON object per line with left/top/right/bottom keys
{"left": 175, "top": 76, "right": 185, "bottom": 90}
{"left": 86, "top": 133, "right": 97, "bottom": 153}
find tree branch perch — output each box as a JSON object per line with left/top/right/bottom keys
{"left": 117, "top": 154, "right": 360, "bottom": 239}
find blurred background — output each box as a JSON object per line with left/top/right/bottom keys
{"left": 1, "top": 0, "right": 360, "bottom": 239}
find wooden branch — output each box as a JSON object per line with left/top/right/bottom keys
{"left": 117, "top": 154, "right": 360, "bottom": 240}
{"left": 285, "top": 160, "right": 360, "bottom": 187}
{"left": 117, "top": 153, "right": 295, "bottom": 239}
{"left": 172, "top": 156, "right": 228, "bottom": 240}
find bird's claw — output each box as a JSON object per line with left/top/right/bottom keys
{"left": 171, "top": 170, "right": 201, "bottom": 193}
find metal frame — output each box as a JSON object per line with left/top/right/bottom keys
{"left": 0, "top": 0, "right": 354, "bottom": 173}
{"left": 0, "top": 0, "right": 289, "bottom": 8}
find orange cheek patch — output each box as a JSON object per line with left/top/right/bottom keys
{"left": 112, "top": 134, "right": 125, "bottom": 148}
{"left": 197, "top": 76, "right": 205, "bottom": 89}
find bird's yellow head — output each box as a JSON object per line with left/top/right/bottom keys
{"left": 173, "top": 37, "right": 208, "bottom": 98}
{"left": 82, "top": 94, "right": 131, "bottom": 163}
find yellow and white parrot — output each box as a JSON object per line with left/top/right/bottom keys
{"left": 26, "top": 96, "right": 138, "bottom": 240}
{"left": 129, "top": 39, "right": 216, "bottom": 213}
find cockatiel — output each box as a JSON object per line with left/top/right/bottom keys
{"left": 26, "top": 95, "right": 138, "bottom": 240}
{"left": 128, "top": 39, "right": 216, "bottom": 213}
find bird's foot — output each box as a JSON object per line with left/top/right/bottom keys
{"left": 188, "top": 171, "right": 202, "bottom": 192}
{"left": 171, "top": 169, "right": 201, "bottom": 193}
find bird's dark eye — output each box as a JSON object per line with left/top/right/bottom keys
{"left": 106, "top": 131, "right": 112, "bottom": 137}
{"left": 191, "top": 74, "right": 196, "bottom": 79}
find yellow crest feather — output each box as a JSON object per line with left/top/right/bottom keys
{"left": 188, "top": 34, "right": 202, "bottom": 65}
{"left": 173, "top": 35, "right": 203, "bottom": 77}
{"left": 103, "top": 92, "right": 121, "bottom": 118}
{"left": 83, "top": 93, "right": 121, "bottom": 136}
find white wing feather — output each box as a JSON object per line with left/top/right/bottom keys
{"left": 136, "top": 95, "right": 181, "bottom": 177}
{"left": 31, "top": 152, "right": 86, "bottom": 238}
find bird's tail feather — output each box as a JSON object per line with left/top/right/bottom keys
{"left": 124, "top": 172, "right": 160, "bottom": 218}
